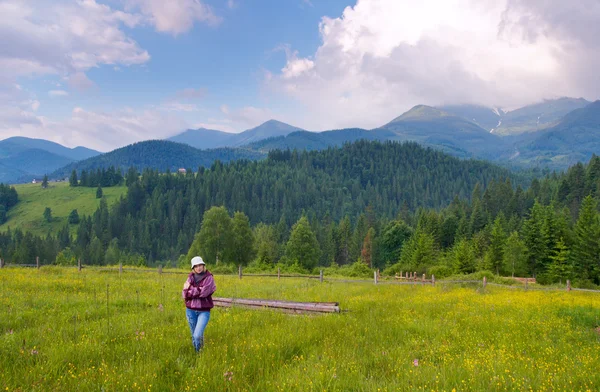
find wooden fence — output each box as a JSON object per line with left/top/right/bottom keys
{"left": 0, "top": 258, "right": 597, "bottom": 294}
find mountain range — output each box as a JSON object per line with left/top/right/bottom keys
{"left": 0, "top": 137, "right": 100, "bottom": 183}
{"left": 1, "top": 97, "right": 600, "bottom": 184}
{"left": 167, "top": 120, "right": 304, "bottom": 149}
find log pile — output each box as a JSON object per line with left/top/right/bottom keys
{"left": 213, "top": 297, "right": 340, "bottom": 314}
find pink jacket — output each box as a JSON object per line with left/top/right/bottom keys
{"left": 182, "top": 271, "right": 216, "bottom": 311}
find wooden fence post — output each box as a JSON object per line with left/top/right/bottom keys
{"left": 525, "top": 278, "right": 528, "bottom": 291}
{"left": 400, "top": 271, "right": 402, "bottom": 279}
{"left": 119, "top": 263, "right": 123, "bottom": 275}
{"left": 374, "top": 270, "right": 378, "bottom": 284}
{"left": 277, "top": 267, "right": 280, "bottom": 280}
{"left": 0, "top": 258, "right": 4, "bottom": 269}
{"left": 158, "top": 264, "right": 162, "bottom": 275}
{"left": 78, "top": 258, "right": 81, "bottom": 272}
{"left": 432, "top": 274, "right": 435, "bottom": 286}
{"left": 238, "top": 265, "right": 242, "bottom": 279}
{"left": 567, "top": 280, "right": 571, "bottom": 291}
{"left": 320, "top": 269, "right": 323, "bottom": 283}
{"left": 422, "top": 274, "right": 425, "bottom": 286}
{"left": 36, "top": 256, "right": 40, "bottom": 269}
{"left": 483, "top": 276, "right": 487, "bottom": 288}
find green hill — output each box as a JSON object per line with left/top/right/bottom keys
{"left": 0, "top": 182, "right": 127, "bottom": 237}
{"left": 50, "top": 140, "right": 266, "bottom": 179}
{"left": 245, "top": 128, "right": 392, "bottom": 152}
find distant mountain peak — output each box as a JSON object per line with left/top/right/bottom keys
{"left": 249, "top": 119, "right": 302, "bottom": 131}
{"left": 387, "top": 105, "right": 453, "bottom": 124}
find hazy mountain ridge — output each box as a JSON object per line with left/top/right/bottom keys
{"left": 2, "top": 98, "right": 600, "bottom": 184}
{"left": 514, "top": 100, "right": 600, "bottom": 168}
{"left": 0, "top": 137, "right": 102, "bottom": 183}
{"left": 49, "top": 140, "right": 266, "bottom": 179}
{"left": 167, "top": 119, "right": 305, "bottom": 150}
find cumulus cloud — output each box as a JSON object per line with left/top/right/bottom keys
{"left": 0, "top": 0, "right": 149, "bottom": 87}
{"left": 268, "top": 0, "right": 600, "bottom": 131}
{"left": 125, "top": 0, "right": 221, "bottom": 35}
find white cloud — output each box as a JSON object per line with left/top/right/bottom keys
{"left": 0, "top": 0, "right": 149, "bottom": 86}
{"left": 125, "top": 0, "right": 221, "bottom": 35}
{"left": 268, "top": 0, "right": 600, "bottom": 131}
{"left": 48, "top": 90, "right": 69, "bottom": 98}
{"left": 0, "top": 105, "right": 190, "bottom": 152}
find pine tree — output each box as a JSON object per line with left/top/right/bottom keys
{"left": 485, "top": 214, "right": 506, "bottom": 274}
{"left": 69, "top": 170, "right": 78, "bottom": 187}
{"left": 453, "top": 238, "right": 476, "bottom": 274}
{"left": 96, "top": 185, "right": 103, "bottom": 199}
{"left": 547, "top": 238, "right": 573, "bottom": 283}
{"left": 522, "top": 201, "right": 547, "bottom": 277}
{"left": 571, "top": 196, "right": 600, "bottom": 283}
{"left": 41, "top": 174, "right": 48, "bottom": 189}
{"left": 43, "top": 207, "right": 52, "bottom": 222}
{"left": 68, "top": 209, "right": 80, "bottom": 224}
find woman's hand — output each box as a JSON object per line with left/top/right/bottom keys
{"left": 183, "top": 281, "right": 190, "bottom": 290}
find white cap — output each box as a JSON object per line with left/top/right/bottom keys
{"left": 190, "top": 256, "right": 205, "bottom": 269}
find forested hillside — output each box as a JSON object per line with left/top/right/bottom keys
{"left": 2, "top": 141, "right": 600, "bottom": 286}
{"left": 50, "top": 140, "right": 265, "bottom": 179}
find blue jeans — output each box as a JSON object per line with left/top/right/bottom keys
{"left": 186, "top": 308, "right": 210, "bottom": 351}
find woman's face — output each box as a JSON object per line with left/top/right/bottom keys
{"left": 193, "top": 264, "right": 205, "bottom": 273}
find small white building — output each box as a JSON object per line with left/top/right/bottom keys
{"left": 178, "top": 168, "right": 187, "bottom": 174}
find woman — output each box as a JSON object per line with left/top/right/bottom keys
{"left": 182, "top": 256, "right": 216, "bottom": 351}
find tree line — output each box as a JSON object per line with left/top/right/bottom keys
{"left": 69, "top": 166, "right": 124, "bottom": 188}
{"left": 0, "top": 184, "right": 18, "bottom": 224}
{"left": 1, "top": 141, "right": 599, "bottom": 286}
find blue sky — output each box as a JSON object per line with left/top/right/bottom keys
{"left": 1, "top": 0, "right": 599, "bottom": 151}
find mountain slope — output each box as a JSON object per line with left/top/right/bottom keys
{"left": 437, "top": 104, "right": 503, "bottom": 132}
{"left": 0, "top": 136, "right": 100, "bottom": 160}
{"left": 228, "top": 120, "right": 305, "bottom": 147}
{"left": 50, "top": 140, "right": 266, "bottom": 178}
{"left": 245, "top": 128, "right": 394, "bottom": 152}
{"left": 0, "top": 162, "right": 29, "bottom": 184}
{"left": 0, "top": 149, "right": 73, "bottom": 177}
{"left": 495, "top": 97, "right": 590, "bottom": 135}
{"left": 378, "top": 105, "right": 505, "bottom": 158}
{"left": 516, "top": 100, "right": 600, "bottom": 167}
{"left": 167, "top": 128, "right": 235, "bottom": 150}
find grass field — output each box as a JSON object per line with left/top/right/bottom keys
{"left": 1, "top": 267, "right": 600, "bottom": 391}
{"left": 0, "top": 182, "right": 127, "bottom": 237}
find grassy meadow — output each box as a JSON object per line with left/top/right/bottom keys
{"left": 1, "top": 267, "right": 600, "bottom": 391}
{"left": 0, "top": 182, "right": 127, "bottom": 237}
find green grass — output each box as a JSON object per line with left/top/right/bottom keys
{"left": 1, "top": 267, "right": 600, "bottom": 391}
{"left": 0, "top": 182, "right": 127, "bottom": 237}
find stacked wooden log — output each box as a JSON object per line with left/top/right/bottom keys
{"left": 213, "top": 297, "right": 340, "bottom": 314}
